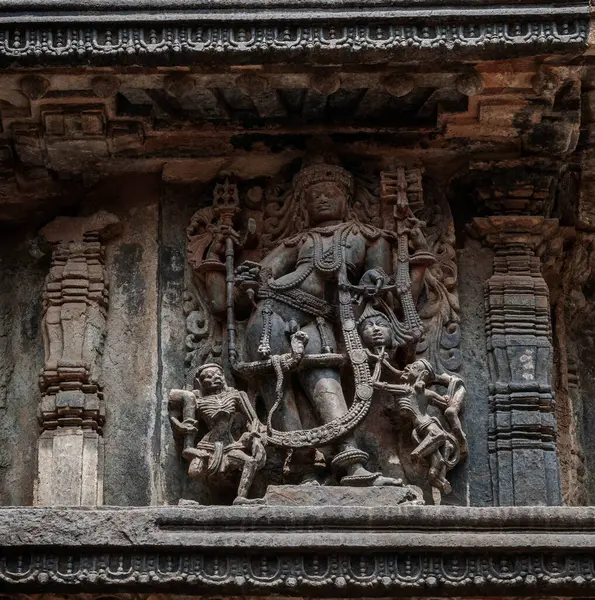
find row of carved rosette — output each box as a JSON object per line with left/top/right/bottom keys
{"left": 472, "top": 216, "right": 562, "bottom": 506}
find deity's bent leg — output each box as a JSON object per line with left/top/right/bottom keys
{"left": 246, "top": 307, "right": 304, "bottom": 429}
{"left": 444, "top": 388, "right": 468, "bottom": 455}
{"left": 246, "top": 305, "right": 315, "bottom": 481}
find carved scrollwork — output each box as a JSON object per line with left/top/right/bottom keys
{"left": 183, "top": 287, "right": 223, "bottom": 386}
{"left": 414, "top": 186, "right": 462, "bottom": 374}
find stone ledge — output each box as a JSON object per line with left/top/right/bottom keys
{"left": 1, "top": 507, "right": 595, "bottom": 596}
{"left": 0, "top": 3, "right": 588, "bottom": 23}
{"left": 2, "top": 505, "right": 595, "bottom": 548}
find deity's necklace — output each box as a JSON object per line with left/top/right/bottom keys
{"left": 311, "top": 225, "right": 349, "bottom": 274}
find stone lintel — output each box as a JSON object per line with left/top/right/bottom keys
{"left": 3, "top": 505, "right": 595, "bottom": 548}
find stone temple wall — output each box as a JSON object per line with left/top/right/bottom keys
{"left": 0, "top": 157, "right": 577, "bottom": 509}
{"left": 2, "top": 0, "right": 595, "bottom": 596}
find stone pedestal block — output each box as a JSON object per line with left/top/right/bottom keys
{"left": 35, "top": 428, "right": 103, "bottom": 505}
{"left": 263, "top": 485, "right": 424, "bottom": 506}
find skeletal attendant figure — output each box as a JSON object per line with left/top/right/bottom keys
{"left": 395, "top": 359, "right": 467, "bottom": 494}
{"left": 169, "top": 363, "right": 266, "bottom": 504}
{"left": 358, "top": 306, "right": 467, "bottom": 494}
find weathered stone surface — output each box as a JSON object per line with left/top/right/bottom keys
{"left": 19, "top": 74, "right": 49, "bottom": 100}
{"left": 100, "top": 176, "right": 161, "bottom": 506}
{"left": 39, "top": 211, "right": 120, "bottom": 244}
{"left": 0, "top": 0, "right": 591, "bottom": 566}
{"left": 163, "top": 74, "right": 196, "bottom": 99}
{"left": 0, "top": 238, "right": 45, "bottom": 506}
{"left": 455, "top": 71, "right": 484, "bottom": 97}
{"left": 1, "top": 504, "right": 595, "bottom": 548}
{"left": 457, "top": 239, "right": 494, "bottom": 506}
{"left": 263, "top": 484, "right": 423, "bottom": 506}
{"left": 1, "top": 506, "right": 595, "bottom": 595}
{"left": 90, "top": 75, "right": 120, "bottom": 98}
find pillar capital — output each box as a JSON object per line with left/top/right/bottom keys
{"left": 471, "top": 216, "right": 559, "bottom": 250}
{"left": 39, "top": 210, "right": 120, "bottom": 245}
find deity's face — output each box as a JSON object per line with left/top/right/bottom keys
{"left": 198, "top": 366, "right": 225, "bottom": 394}
{"left": 360, "top": 316, "right": 393, "bottom": 349}
{"left": 305, "top": 181, "right": 347, "bottom": 225}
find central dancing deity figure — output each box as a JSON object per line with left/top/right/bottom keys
{"left": 198, "top": 159, "right": 432, "bottom": 486}
{"left": 181, "top": 155, "right": 467, "bottom": 500}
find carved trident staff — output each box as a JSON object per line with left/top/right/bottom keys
{"left": 212, "top": 179, "right": 241, "bottom": 364}
{"left": 380, "top": 168, "right": 430, "bottom": 342}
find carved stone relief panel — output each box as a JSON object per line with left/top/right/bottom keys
{"left": 167, "top": 155, "right": 467, "bottom": 506}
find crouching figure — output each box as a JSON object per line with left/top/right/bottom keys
{"left": 169, "top": 363, "right": 266, "bottom": 504}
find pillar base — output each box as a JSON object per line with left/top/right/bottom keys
{"left": 35, "top": 428, "right": 103, "bottom": 506}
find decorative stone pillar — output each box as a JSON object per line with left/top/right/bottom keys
{"left": 34, "top": 211, "right": 119, "bottom": 506}
{"left": 472, "top": 216, "right": 562, "bottom": 506}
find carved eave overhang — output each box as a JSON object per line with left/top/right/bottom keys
{"left": 0, "top": 0, "right": 589, "bottom": 66}
{"left": 2, "top": 506, "right": 595, "bottom": 595}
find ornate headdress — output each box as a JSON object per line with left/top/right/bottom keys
{"left": 357, "top": 303, "right": 391, "bottom": 327}
{"left": 293, "top": 160, "right": 354, "bottom": 201}
{"left": 195, "top": 362, "right": 224, "bottom": 377}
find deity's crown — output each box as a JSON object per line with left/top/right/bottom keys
{"left": 293, "top": 160, "right": 354, "bottom": 200}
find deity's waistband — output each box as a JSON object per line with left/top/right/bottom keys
{"left": 258, "top": 286, "right": 336, "bottom": 321}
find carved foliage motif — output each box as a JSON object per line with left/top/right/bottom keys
{"left": 414, "top": 185, "right": 462, "bottom": 374}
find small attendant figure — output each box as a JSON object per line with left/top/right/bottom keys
{"left": 169, "top": 363, "right": 266, "bottom": 504}
{"left": 358, "top": 305, "right": 467, "bottom": 495}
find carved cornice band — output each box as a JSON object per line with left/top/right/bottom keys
{"left": 0, "top": 19, "right": 588, "bottom": 65}
{"left": 2, "top": 507, "right": 595, "bottom": 595}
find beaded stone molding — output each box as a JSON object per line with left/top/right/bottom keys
{"left": 0, "top": 20, "right": 588, "bottom": 65}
